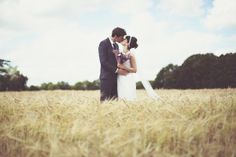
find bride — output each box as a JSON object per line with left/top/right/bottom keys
{"left": 114, "top": 35, "right": 159, "bottom": 101}
{"left": 116, "top": 36, "right": 138, "bottom": 100}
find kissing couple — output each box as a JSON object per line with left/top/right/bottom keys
{"left": 98, "top": 27, "right": 159, "bottom": 102}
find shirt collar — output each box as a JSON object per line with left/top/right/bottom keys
{"left": 109, "top": 37, "right": 116, "bottom": 47}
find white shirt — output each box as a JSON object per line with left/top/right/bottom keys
{"left": 109, "top": 37, "right": 116, "bottom": 48}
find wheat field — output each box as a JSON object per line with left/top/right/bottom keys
{"left": 0, "top": 89, "right": 236, "bottom": 157}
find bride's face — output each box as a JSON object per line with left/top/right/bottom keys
{"left": 121, "top": 39, "right": 128, "bottom": 47}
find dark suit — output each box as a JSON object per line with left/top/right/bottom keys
{"left": 98, "top": 38, "right": 119, "bottom": 102}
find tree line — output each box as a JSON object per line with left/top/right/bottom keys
{"left": 0, "top": 52, "right": 235, "bottom": 91}
{"left": 29, "top": 80, "right": 100, "bottom": 91}
{"left": 153, "top": 53, "right": 236, "bottom": 89}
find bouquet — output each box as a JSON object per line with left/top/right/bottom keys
{"left": 113, "top": 49, "right": 130, "bottom": 64}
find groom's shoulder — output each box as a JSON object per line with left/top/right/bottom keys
{"left": 99, "top": 38, "right": 109, "bottom": 45}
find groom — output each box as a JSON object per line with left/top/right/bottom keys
{"left": 98, "top": 27, "right": 128, "bottom": 102}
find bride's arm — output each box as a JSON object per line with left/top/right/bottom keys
{"left": 118, "top": 54, "right": 137, "bottom": 73}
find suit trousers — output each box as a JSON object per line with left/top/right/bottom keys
{"left": 100, "top": 79, "right": 118, "bottom": 102}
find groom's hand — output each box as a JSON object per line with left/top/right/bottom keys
{"left": 117, "top": 69, "right": 128, "bottom": 75}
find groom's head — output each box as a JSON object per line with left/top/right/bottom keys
{"left": 112, "top": 27, "right": 127, "bottom": 43}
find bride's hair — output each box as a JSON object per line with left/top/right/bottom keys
{"left": 125, "top": 36, "right": 138, "bottom": 50}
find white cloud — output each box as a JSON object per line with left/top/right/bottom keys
{"left": 125, "top": 10, "right": 229, "bottom": 74}
{"left": 3, "top": 26, "right": 105, "bottom": 85}
{"left": 0, "top": 0, "right": 112, "bottom": 85}
{"left": 1, "top": 0, "right": 235, "bottom": 85}
{"left": 0, "top": 0, "right": 111, "bottom": 31}
{"left": 112, "top": 0, "right": 153, "bottom": 15}
{"left": 123, "top": 12, "right": 171, "bottom": 79}
{"left": 204, "top": 0, "right": 236, "bottom": 29}
{"left": 169, "top": 30, "right": 221, "bottom": 51}
{"left": 157, "top": 0, "right": 204, "bottom": 17}
{"left": 124, "top": 12, "right": 222, "bottom": 80}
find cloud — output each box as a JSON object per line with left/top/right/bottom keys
{"left": 112, "top": 0, "right": 153, "bottom": 15}
{"left": 3, "top": 25, "right": 105, "bottom": 85}
{"left": 124, "top": 11, "right": 222, "bottom": 79}
{"left": 125, "top": 10, "right": 231, "bottom": 74}
{"left": 0, "top": 0, "right": 112, "bottom": 85}
{"left": 157, "top": 0, "right": 204, "bottom": 17}
{"left": 0, "top": 0, "right": 113, "bottom": 32}
{"left": 204, "top": 0, "right": 236, "bottom": 30}
{"left": 1, "top": 0, "right": 235, "bottom": 85}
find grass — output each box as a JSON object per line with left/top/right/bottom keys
{"left": 0, "top": 89, "right": 236, "bottom": 157}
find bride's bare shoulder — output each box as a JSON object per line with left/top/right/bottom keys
{"left": 129, "top": 51, "right": 135, "bottom": 57}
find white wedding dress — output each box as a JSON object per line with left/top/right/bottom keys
{"left": 117, "top": 52, "right": 160, "bottom": 101}
{"left": 117, "top": 52, "right": 136, "bottom": 101}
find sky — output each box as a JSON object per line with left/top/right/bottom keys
{"left": 0, "top": 0, "right": 236, "bottom": 86}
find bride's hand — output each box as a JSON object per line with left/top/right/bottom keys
{"left": 117, "top": 69, "right": 128, "bottom": 75}
{"left": 112, "top": 49, "right": 119, "bottom": 54}
{"left": 117, "top": 64, "right": 126, "bottom": 70}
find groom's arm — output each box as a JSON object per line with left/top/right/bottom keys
{"left": 98, "top": 41, "right": 117, "bottom": 73}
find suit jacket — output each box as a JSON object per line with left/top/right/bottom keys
{"left": 98, "top": 38, "right": 118, "bottom": 81}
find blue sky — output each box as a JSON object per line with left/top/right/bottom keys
{"left": 0, "top": 0, "right": 236, "bottom": 85}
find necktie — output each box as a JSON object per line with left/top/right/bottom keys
{"left": 113, "top": 43, "right": 118, "bottom": 50}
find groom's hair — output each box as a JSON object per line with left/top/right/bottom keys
{"left": 112, "top": 27, "right": 127, "bottom": 37}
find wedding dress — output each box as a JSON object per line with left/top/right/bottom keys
{"left": 117, "top": 51, "right": 160, "bottom": 101}
{"left": 117, "top": 51, "right": 136, "bottom": 101}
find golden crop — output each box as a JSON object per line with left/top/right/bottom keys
{"left": 0, "top": 89, "right": 236, "bottom": 157}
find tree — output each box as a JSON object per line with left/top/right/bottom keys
{"left": 5, "top": 73, "right": 28, "bottom": 91}
{"left": 40, "top": 83, "right": 49, "bottom": 90}
{"left": 215, "top": 53, "right": 236, "bottom": 87}
{"left": 28, "top": 85, "right": 40, "bottom": 91}
{"left": 55, "top": 81, "right": 70, "bottom": 90}
{"left": 0, "top": 59, "right": 10, "bottom": 75}
{"left": 176, "top": 53, "right": 218, "bottom": 88}
{"left": 153, "top": 53, "right": 236, "bottom": 89}
{"left": 73, "top": 80, "right": 100, "bottom": 90}
{"left": 87, "top": 80, "right": 100, "bottom": 90}
{"left": 0, "top": 59, "right": 28, "bottom": 91}
{"left": 154, "top": 64, "right": 179, "bottom": 88}
{"left": 73, "top": 82, "right": 86, "bottom": 90}
{"left": 136, "top": 81, "right": 144, "bottom": 89}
